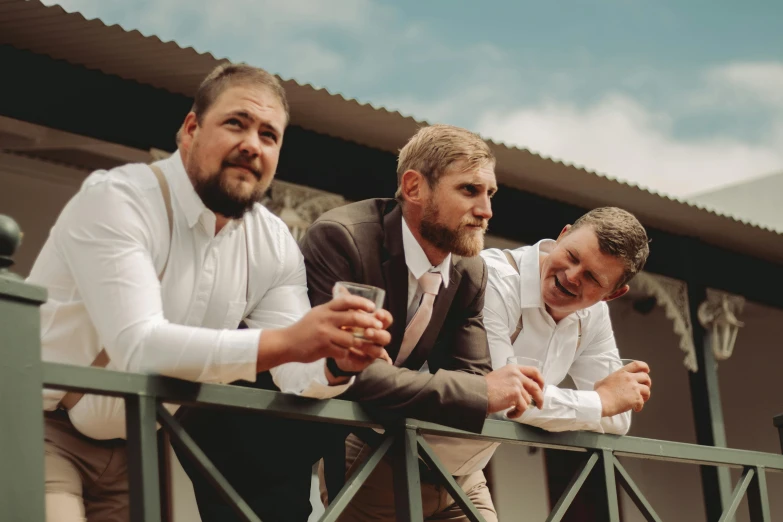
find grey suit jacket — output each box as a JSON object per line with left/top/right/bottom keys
{"left": 300, "top": 198, "right": 491, "bottom": 433}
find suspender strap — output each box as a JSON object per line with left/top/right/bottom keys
{"left": 503, "top": 249, "right": 582, "bottom": 350}
{"left": 58, "top": 164, "right": 173, "bottom": 411}
{"left": 503, "top": 250, "right": 525, "bottom": 344}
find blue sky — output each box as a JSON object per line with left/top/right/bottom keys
{"left": 45, "top": 0, "right": 783, "bottom": 197}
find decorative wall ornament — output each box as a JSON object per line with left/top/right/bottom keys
{"left": 697, "top": 289, "right": 745, "bottom": 362}
{"left": 147, "top": 148, "right": 348, "bottom": 240}
{"left": 632, "top": 272, "right": 698, "bottom": 372}
{"left": 261, "top": 180, "right": 347, "bottom": 241}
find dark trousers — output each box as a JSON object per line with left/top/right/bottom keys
{"left": 174, "top": 377, "right": 330, "bottom": 522}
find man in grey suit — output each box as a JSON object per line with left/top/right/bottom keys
{"left": 301, "top": 124, "right": 545, "bottom": 521}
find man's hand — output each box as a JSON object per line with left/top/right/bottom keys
{"left": 486, "top": 364, "right": 545, "bottom": 419}
{"left": 257, "top": 294, "right": 392, "bottom": 373}
{"left": 594, "top": 360, "right": 652, "bottom": 416}
{"left": 327, "top": 308, "right": 393, "bottom": 384}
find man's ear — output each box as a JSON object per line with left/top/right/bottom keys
{"left": 179, "top": 112, "right": 199, "bottom": 150}
{"left": 399, "top": 170, "right": 426, "bottom": 206}
{"left": 603, "top": 284, "right": 630, "bottom": 303}
{"left": 556, "top": 224, "right": 572, "bottom": 241}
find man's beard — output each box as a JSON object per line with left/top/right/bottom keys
{"left": 419, "top": 201, "right": 487, "bottom": 257}
{"left": 188, "top": 151, "right": 269, "bottom": 219}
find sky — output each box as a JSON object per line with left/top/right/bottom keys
{"left": 43, "top": 0, "right": 783, "bottom": 199}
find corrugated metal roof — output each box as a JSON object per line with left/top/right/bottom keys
{"left": 2, "top": 0, "right": 783, "bottom": 264}
{"left": 690, "top": 172, "right": 783, "bottom": 234}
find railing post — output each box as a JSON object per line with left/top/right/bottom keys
{"left": 601, "top": 450, "right": 620, "bottom": 522}
{"left": 392, "top": 424, "right": 423, "bottom": 522}
{"left": 126, "top": 394, "right": 162, "bottom": 522}
{"left": 0, "top": 215, "right": 48, "bottom": 522}
{"left": 747, "top": 466, "right": 771, "bottom": 522}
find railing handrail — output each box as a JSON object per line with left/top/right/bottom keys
{"left": 43, "top": 362, "right": 783, "bottom": 472}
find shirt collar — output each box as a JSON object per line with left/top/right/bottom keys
{"left": 401, "top": 217, "right": 451, "bottom": 288}
{"left": 160, "top": 151, "right": 218, "bottom": 231}
{"left": 519, "top": 238, "right": 589, "bottom": 319}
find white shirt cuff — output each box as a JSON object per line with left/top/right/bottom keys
{"left": 217, "top": 328, "right": 262, "bottom": 384}
{"left": 299, "top": 364, "right": 354, "bottom": 399}
{"left": 575, "top": 389, "right": 604, "bottom": 425}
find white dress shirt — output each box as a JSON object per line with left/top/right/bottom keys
{"left": 31, "top": 152, "right": 350, "bottom": 440}
{"left": 480, "top": 240, "right": 631, "bottom": 436}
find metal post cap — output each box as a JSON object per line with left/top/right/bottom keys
{"left": 0, "top": 214, "right": 22, "bottom": 269}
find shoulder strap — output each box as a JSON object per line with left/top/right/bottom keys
{"left": 59, "top": 164, "right": 174, "bottom": 411}
{"left": 503, "top": 250, "right": 525, "bottom": 344}
{"left": 150, "top": 164, "right": 174, "bottom": 280}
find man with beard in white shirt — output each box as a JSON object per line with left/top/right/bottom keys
{"left": 30, "top": 63, "right": 392, "bottom": 522}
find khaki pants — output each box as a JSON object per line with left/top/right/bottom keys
{"left": 43, "top": 410, "right": 129, "bottom": 522}
{"left": 321, "top": 435, "right": 498, "bottom": 522}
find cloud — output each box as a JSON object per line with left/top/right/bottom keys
{"left": 476, "top": 93, "right": 783, "bottom": 197}
{"left": 705, "top": 62, "right": 783, "bottom": 110}
{"left": 41, "top": 0, "right": 783, "bottom": 199}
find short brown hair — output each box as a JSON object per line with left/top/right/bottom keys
{"left": 395, "top": 124, "right": 495, "bottom": 201}
{"left": 570, "top": 207, "right": 650, "bottom": 288}
{"left": 192, "top": 63, "right": 290, "bottom": 124}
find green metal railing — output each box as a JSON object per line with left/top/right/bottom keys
{"left": 2, "top": 215, "right": 782, "bottom": 522}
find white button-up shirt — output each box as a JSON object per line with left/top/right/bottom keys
{"left": 31, "top": 152, "right": 350, "bottom": 440}
{"left": 481, "top": 240, "right": 631, "bottom": 436}
{"left": 399, "top": 218, "right": 495, "bottom": 476}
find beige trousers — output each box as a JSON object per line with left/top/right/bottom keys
{"left": 321, "top": 434, "right": 498, "bottom": 522}
{"left": 43, "top": 410, "right": 129, "bottom": 522}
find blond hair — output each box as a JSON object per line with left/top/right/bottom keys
{"left": 192, "top": 63, "right": 289, "bottom": 124}
{"left": 570, "top": 207, "right": 650, "bottom": 288}
{"left": 395, "top": 124, "right": 495, "bottom": 201}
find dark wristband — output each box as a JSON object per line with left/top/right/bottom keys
{"left": 326, "top": 357, "right": 359, "bottom": 378}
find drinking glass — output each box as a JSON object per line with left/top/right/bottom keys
{"left": 332, "top": 281, "right": 385, "bottom": 339}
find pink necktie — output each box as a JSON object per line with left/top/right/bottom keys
{"left": 395, "top": 272, "right": 442, "bottom": 367}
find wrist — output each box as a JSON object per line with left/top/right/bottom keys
{"left": 256, "top": 328, "right": 292, "bottom": 373}
{"left": 325, "top": 360, "right": 352, "bottom": 385}
{"left": 326, "top": 357, "right": 359, "bottom": 380}
{"left": 595, "top": 386, "right": 610, "bottom": 417}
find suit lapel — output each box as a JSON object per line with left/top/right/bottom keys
{"left": 381, "top": 204, "right": 409, "bottom": 362}
{"left": 402, "top": 256, "right": 463, "bottom": 371}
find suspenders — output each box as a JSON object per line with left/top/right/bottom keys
{"left": 58, "top": 165, "right": 173, "bottom": 411}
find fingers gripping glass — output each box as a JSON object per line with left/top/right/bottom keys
{"left": 506, "top": 356, "right": 544, "bottom": 410}
{"left": 332, "top": 282, "right": 385, "bottom": 339}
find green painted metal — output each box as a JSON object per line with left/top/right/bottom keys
{"left": 613, "top": 457, "right": 663, "bottom": 522}
{"left": 409, "top": 419, "right": 783, "bottom": 471}
{"left": 602, "top": 450, "right": 620, "bottom": 522}
{"left": 43, "top": 362, "right": 378, "bottom": 428}
{"left": 3, "top": 359, "right": 782, "bottom": 522}
{"left": 747, "top": 467, "right": 771, "bottom": 522}
{"left": 319, "top": 435, "right": 395, "bottom": 522}
{"left": 157, "top": 406, "right": 263, "bottom": 522}
{"left": 416, "top": 436, "right": 486, "bottom": 522}
{"left": 545, "top": 452, "right": 599, "bottom": 522}
{"left": 40, "top": 361, "right": 783, "bottom": 474}
{"left": 688, "top": 284, "right": 733, "bottom": 521}
{"left": 125, "top": 395, "right": 162, "bottom": 522}
{"left": 392, "top": 426, "right": 423, "bottom": 522}
{"left": 0, "top": 273, "right": 47, "bottom": 522}
{"left": 718, "top": 467, "right": 755, "bottom": 522}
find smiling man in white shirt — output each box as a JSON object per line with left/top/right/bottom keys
{"left": 480, "top": 207, "right": 652, "bottom": 437}
{"left": 30, "top": 63, "right": 392, "bottom": 522}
